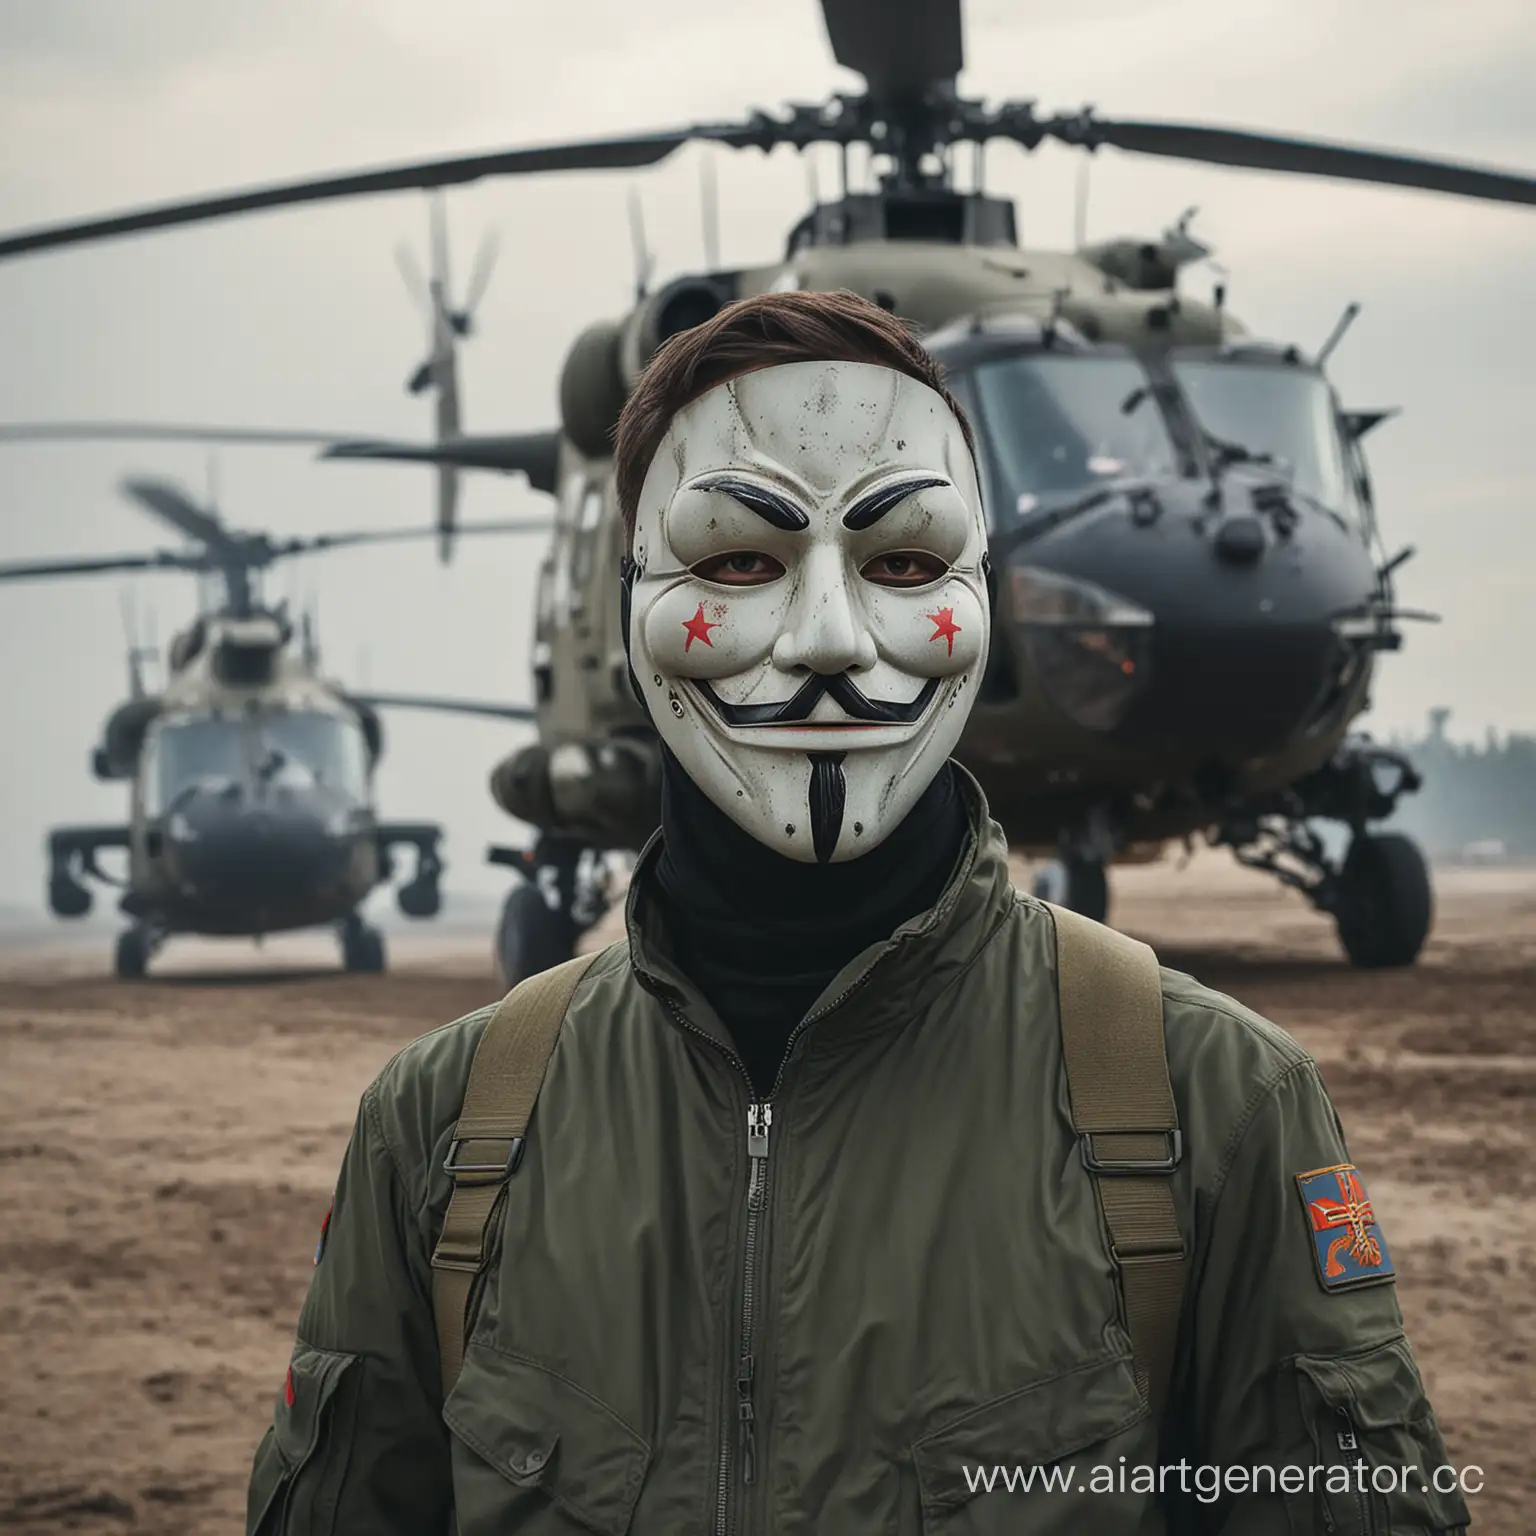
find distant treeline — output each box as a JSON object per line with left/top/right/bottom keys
{"left": 1386, "top": 711, "right": 1536, "bottom": 860}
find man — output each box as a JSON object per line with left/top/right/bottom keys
{"left": 249, "top": 291, "right": 1467, "bottom": 1533}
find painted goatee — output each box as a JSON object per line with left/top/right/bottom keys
{"left": 807, "top": 753, "right": 848, "bottom": 864}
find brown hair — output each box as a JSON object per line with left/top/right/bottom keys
{"left": 612, "top": 289, "right": 974, "bottom": 547}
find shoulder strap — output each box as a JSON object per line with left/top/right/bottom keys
{"left": 430, "top": 951, "right": 601, "bottom": 1398}
{"left": 1045, "top": 902, "right": 1187, "bottom": 1420}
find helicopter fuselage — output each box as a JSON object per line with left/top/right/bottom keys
{"left": 123, "top": 715, "right": 381, "bottom": 935}
{"left": 46, "top": 613, "right": 444, "bottom": 950}
{"left": 514, "top": 227, "right": 1398, "bottom": 864}
{"left": 930, "top": 323, "right": 1388, "bottom": 852}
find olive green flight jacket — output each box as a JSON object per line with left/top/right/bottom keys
{"left": 249, "top": 779, "right": 1468, "bottom": 1534}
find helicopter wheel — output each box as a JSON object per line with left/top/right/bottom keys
{"left": 495, "top": 881, "right": 577, "bottom": 991}
{"left": 114, "top": 925, "right": 152, "bottom": 980}
{"left": 1332, "top": 832, "right": 1433, "bottom": 969}
{"left": 1032, "top": 855, "right": 1110, "bottom": 925}
{"left": 340, "top": 913, "right": 387, "bottom": 974}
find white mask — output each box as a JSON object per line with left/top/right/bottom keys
{"left": 627, "top": 359, "right": 989, "bottom": 863}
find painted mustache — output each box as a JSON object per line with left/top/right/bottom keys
{"left": 696, "top": 672, "right": 940, "bottom": 728}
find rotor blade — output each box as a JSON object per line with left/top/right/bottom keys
{"left": 821, "top": 0, "right": 963, "bottom": 96}
{"left": 0, "top": 127, "right": 716, "bottom": 261}
{"left": 0, "top": 421, "right": 364, "bottom": 446}
{"left": 277, "top": 517, "right": 552, "bottom": 557}
{"left": 0, "top": 549, "right": 202, "bottom": 583}
{"left": 120, "top": 475, "right": 235, "bottom": 551}
{"left": 1047, "top": 114, "right": 1536, "bottom": 208}
{"left": 462, "top": 226, "right": 501, "bottom": 315}
{"left": 352, "top": 692, "right": 536, "bottom": 723}
{"left": 321, "top": 430, "right": 562, "bottom": 494}
{"left": 394, "top": 243, "right": 431, "bottom": 315}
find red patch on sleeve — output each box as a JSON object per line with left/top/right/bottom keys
{"left": 313, "top": 1197, "right": 333, "bottom": 1266}
{"left": 284, "top": 1364, "right": 295, "bottom": 1408}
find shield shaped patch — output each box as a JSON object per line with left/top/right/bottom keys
{"left": 1296, "top": 1163, "right": 1395, "bottom": 1291}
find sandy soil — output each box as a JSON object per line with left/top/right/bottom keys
{"left": 0, "top": 857, "right": 1531, "bottom": 1533}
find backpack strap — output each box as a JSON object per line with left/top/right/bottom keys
{"left": 1046, "top": 902, "right": 1187, "bottom": 1419}
{"left": 430, "top": 951, "right": 601, "bottom": 1398}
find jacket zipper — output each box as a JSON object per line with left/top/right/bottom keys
{"left": 736, "top": 1103, "right": 771, "bottom": 1489}
{"left": 649, "top": 964, "right": 889, "bottom": 1536}
{"left": 646, "top": 993, "right": 760, "bottom": 1536}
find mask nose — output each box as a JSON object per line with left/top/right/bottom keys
{"left": 771, "top": 546, "right": 878, "bottom": 675}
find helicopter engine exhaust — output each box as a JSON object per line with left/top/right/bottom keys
{"left": 558, "top": 277, "right": 730, "bottom": 460}
{"left": 619, "top": 276, "right": 730, "bottom": 389}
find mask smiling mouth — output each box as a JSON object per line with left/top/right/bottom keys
{"left": 694, "top": 673, "right": 940, "bottom": 728}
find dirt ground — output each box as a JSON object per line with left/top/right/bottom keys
{"left": 0, "top": 855, "right": 1531, "bottom": 1533}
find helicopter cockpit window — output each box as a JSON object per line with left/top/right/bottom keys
{"left": 258, "top": 713, "right": 369, "bottom": 796}
{"left": 1172, "top": 358, "right": 1353, "bottom": 516}
{"left": 968, "top": 354, "right": 1179, "bottom": 527}
{"left": 149, "top": 717, "right": 246, "bottom": 813}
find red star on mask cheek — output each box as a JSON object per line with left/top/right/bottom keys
{"left": 682, "top": 603, "right": 719, "bottom": 652}
{"left": 925, "top": 606, "right": 961, "bottom": 656}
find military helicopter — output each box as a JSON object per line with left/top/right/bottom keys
{"left": 0, "top": 473, "right": 545, "bottom": 977}
{"left": 1, "top": 0, "right": 1533, "bottom": 983}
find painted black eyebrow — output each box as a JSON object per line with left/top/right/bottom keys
{"left": 842, "top": 474, "right": 950, "bottom": 530}
{"left": 691, "top": 473, "right": 809, "bottom": 530}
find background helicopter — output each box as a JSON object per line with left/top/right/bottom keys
{"left": 0, "top": 0, "right": 1532, "bottom": 984}
{"left": 0, "top": 474, "right": 545, "bottom": 977}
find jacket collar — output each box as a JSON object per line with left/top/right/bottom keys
{"left": 624, "top": 763, "right": 1016, "bottom": 1057}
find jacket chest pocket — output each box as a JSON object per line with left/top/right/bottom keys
{"left": 443, "top": 1341, "right": 652, "bottom": 1536}
{"left": 912, "top": 1352, "right": 1152, "bottom": 1534}
{"left": 1288, "top": 1337, "right": 1470, "bottom": 1535}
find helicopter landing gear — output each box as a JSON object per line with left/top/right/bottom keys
{"left": 114, "top": 923, "right": 161, "bottom": 980}
{"left": 488, "top": 835, "right": 614, "bottom": 990}
{"left": 1218, "top": 738, "right": 1432, "bottom": 967}
{"left": 1331, "top": 832, "right": 1433, "bottom": 969}
{"left": 339, "top": 911, "right": 387, "bottom": 974}
{"left": 1031, "top": 853, "right": 1110, "bottom": 924}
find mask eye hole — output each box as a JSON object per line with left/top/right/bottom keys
{"left": 859, "top": 551, "right": 950, "bottom": 589}
{"left": 690, "top": 551, "right": 787, "bottom": 587}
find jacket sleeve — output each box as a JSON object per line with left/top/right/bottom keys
{"left": 246, "top": 1082, "right": 452, "bottom": 1535}
{"left": 1173, "top": 1059, "right": 1470, "bottom": 1535}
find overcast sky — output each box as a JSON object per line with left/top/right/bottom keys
{"left": 0, "top": 0, "right": 1532, "bottom": 913}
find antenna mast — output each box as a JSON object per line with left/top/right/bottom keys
{"left": 1317, "top": 301, "right": 1363, "bottom": 370}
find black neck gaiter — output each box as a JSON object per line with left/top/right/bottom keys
{"left": 652, "top": 747, "right": 968, "bottom": 1096}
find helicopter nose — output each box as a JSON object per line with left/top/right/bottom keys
{"left": 1008, "top": 480, "right": 1377, "bottom": 755}
{"left": 1138, "top": 492, "right": 1372, "bottom": 751}
{"left": 164, "top": 794, "right": 358, "bottom": 903}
